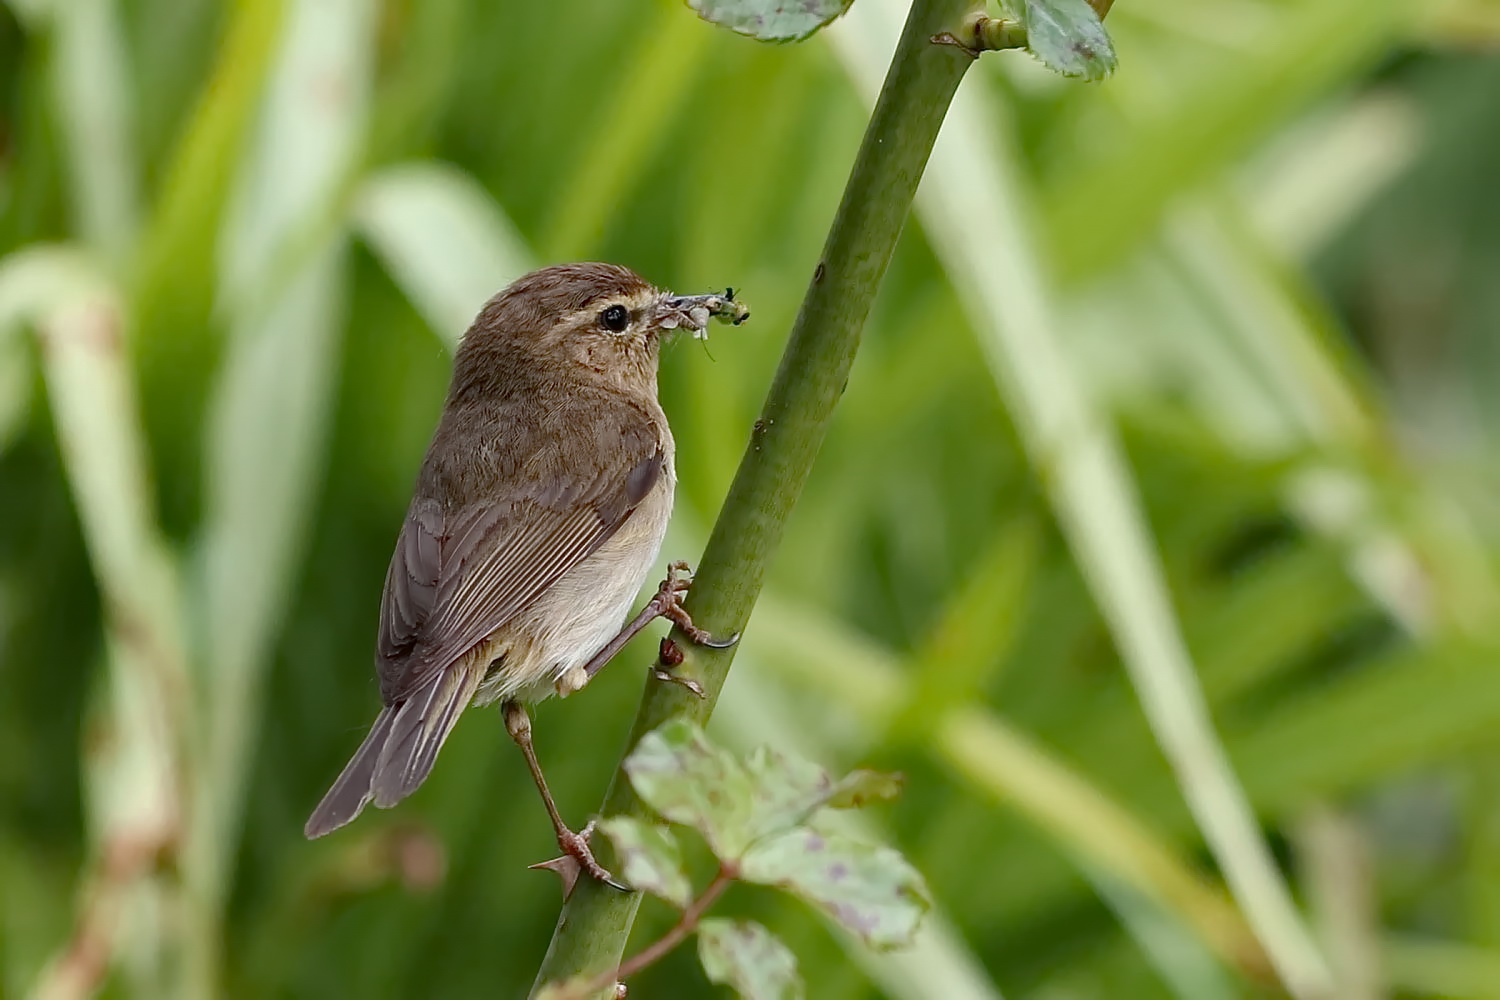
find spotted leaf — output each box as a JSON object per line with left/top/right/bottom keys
{"left": 739, "top": 828, "right": 930, "bottom": 949}
{"left": 697, "top": 918, "right": 804, "bottom": 1000}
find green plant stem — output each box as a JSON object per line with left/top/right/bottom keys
{"left": 530, "top": 0, "right": 979, "bottom": 993}
{"left": 568, "top": 869, "right": 736, "bottom": 999}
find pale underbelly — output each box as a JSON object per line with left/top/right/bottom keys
{"left": 471, "top": 473, "right": 672, "bottom": 705}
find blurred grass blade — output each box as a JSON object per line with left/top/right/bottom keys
{"left": 2, "top": 247, "right": 192, "bottom": 999}
{"left": 49, "top": 0, "right": 140, "bottom": 262}
{"left": 0, "top": 251, "right": 186, "bottom": 679}
{"left": 1088, "top": 204, "right": 1479, "bottom": 642}
{"left": 742, "top": 594, "right": 1266, "bottom": 975}
{"left": 1162, "top": 206, "right": 1371, "bottom": 447}
{"left": 541, "top": 5, "right": 709, "bottom": 258}
{"left": 1235, "top": 644, "right": 1500, "bottom": 817}
{"left": 0, "top": 317, "right": 29, "bottom": 453}
{"left": 197, "top": 258, "right": 349, "bottom": 864}
{"left": 889, "top": 516, "right": 1042, "bottom": 739}
{"left": 831, "top": 1, "right": 1331, "bottom": 993}
{"left": 1089, "top": 867, "right": 1240, "bottom": 1000}
{"left": 1245, "top": 93, "right": 1419, "bottom": 259}
{"left": 1384, "top": 936, "right": 1500, "bottom": 1000}
{"left": 0, "top": 246, "right": 99, "bottom": 337}
{"left": 1110, "top": 217, "right": 1442, "bottom": 635}
{"left": 354, "top": 162, "right": 533, "bottom": 345}
{"left": 3, "top": 0, "right": 49, "bottom": 28}
{"left": 132, "top": 0, "right": 286, "bottom": 331}
{"left": 1297, "top": 807, "right": 1381, "bottom": 1000}
{"left": 936, "top": 705, "right": 1264, "bottom": 974}
{"left": 215, "top": 2, "right": 371, "bottom": 295}
{"left": 1164, "top": 205, "right": 1500, "bottom": 636}
{"left": 185, "top": 0, "right": 376, "bottom": 989}
{"left": 1042, "top": 0, "right": 1405, "bottom": 284}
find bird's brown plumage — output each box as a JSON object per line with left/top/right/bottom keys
{"left": 305, "top": 263, "right": 687, "bottom": 838}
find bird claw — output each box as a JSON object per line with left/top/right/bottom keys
{"left": 652, "top": 563, "right": 738, "bottom": 650}
{"left": 530, "top": 819, "right": 629, "bottom": 897}
{"left": 696, "top": 630, "right": 740, "bottom": 649}
{"left": 661, "top": 560, "right": 694, "bottom": 594}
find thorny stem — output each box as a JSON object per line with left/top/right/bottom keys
{"left": 529, "top": 0, "right": 979, "bottom": 995}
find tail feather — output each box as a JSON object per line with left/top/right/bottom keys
{"left": 370, "top": 665, "right": 484, "bottom": 809}
{"left": 405, "top": 666, "right": 485, "bottom": 794}
{"left": 304, "top": 706, "right": 396, "bottom": 839}
{"left": 306, "top": 666, "right": 485, "bottom": 838}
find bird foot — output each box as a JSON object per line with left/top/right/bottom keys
{"left": 529, "top": 819, "right": 628, "bottom": 898}
{"left": 654, "top": 562, "right": 739, "bottom": 649}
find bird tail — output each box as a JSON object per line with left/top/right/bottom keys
{"left": 304, "top": 706, "right": 395, "bottom": 839}
{"left": 303, "top": 666, "right": 484, "bottom": 839}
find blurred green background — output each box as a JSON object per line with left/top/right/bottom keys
{"left": 4, "top": 0, "right": 1500, "bottom": 997}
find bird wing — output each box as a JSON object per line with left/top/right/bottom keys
{"left": 374, "top": 405, "right": 665, "bottom": 706}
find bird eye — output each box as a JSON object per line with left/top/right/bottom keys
{"left": 600, "top": 304, "right": 629, "bottom": 332}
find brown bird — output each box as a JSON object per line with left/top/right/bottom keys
{"left": 305, "top": 262, "right": 746, "bottom": 885}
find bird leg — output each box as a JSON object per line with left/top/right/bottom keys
{"left": 502, "top": 700, "right": 626, "bottom": 895}
{"left": 581, "top": 561, "right": 739, "bottom": 689}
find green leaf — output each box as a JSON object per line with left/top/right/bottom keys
{"left": 624, "top": 718, "right": 757, "bottom": 857}
{"left": 0, "top": 326, "right": 29, "bottom": 455}
{"left": 353, "top": 162, "right": 532, "bottom": 347}
{"left": 622, "top": 722, "right": 928, "bottom": 947}
{"left": 626, "top": 721, "right": 908, "bottom": 861}
{"left": 597, "top": 816, "right": 693, "bottom": 909}
{"left": 740, "top": 828, "right": 931, "bottom": 949}
{"left": 742, "top": 752, "right": 901, "bottom": 825}
{"left": 1021, "top": 0, "right": 1116, "bottom": 80}
{"left": 743, "top": 745, "right": 842, "bottom": 839}
{"left": 825, "top": 770, "right": 905, "bottom": 809}
{"left": 687, "top": 0, "right": 854, "bottom": 42}
{"left": 698, "top": 918, "right": 804, "bottom": 1000}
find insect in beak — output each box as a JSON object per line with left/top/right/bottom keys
{"left": 652, "top": 288, "right": 751, "bottom": 340}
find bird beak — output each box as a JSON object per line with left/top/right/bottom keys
{"left": 651, "top": 288, "right": 751, "bottom": 339}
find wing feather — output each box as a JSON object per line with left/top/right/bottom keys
{"left": 374, "top": 399, "right": 665, "bottom": 705}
